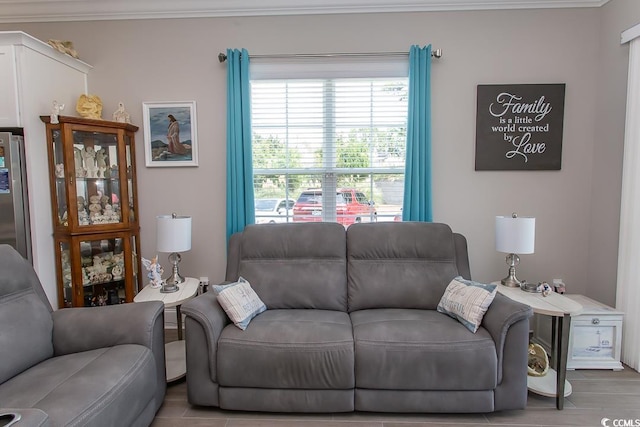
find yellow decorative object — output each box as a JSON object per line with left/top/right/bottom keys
{"left": 47, "top": 39, "right": 79, "bottom": 58}
{"left": 527, "top": 343, "right": 549, "bottom": 377}
{"left": 76, "top": 94, "right": 103, "bottom": 119}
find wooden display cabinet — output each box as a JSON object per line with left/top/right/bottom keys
{"left": 41, "top": 115, "right": 142, "bottom": 308}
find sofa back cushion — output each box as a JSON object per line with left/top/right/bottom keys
{"left": 231, "top": 223, "right": 348, "bottom": 311}
{"left": 347, "top": 222, "right": 467, "bottom": 311}
{"left": 0, "top": 245, "right": 54, "bottom": 384}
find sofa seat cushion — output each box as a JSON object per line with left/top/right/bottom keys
{"left": 351, "top": 308, "right": 497, "bottom": 390}
{"left": 218, "top": 309, "right": 354, "bottom": 389}
{"left": 0, "top": 344, "right": 157, "bottom": 427}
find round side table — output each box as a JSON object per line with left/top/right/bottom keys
{"left": 134, "top": 277, "right": 199, "bottom": 382}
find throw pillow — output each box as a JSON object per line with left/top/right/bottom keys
{"left": 437, "top": 276, "right": 498, "bottom": 333}
{"left": 212, "top": 277, "right": 267, "bottom": 330}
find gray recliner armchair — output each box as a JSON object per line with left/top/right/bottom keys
{"left": 0, "top": 245, "right": 166, "bottom": 426}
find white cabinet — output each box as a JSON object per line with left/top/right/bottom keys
{"left": 0, "top": 45, "right": 19, "bottom": 126}
{"left": 0, "top": 31, "right": 91, "bottom": 307}
{"left": 565, "top": 294, "right": 624, "bottom": 370}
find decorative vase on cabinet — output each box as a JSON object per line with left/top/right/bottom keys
{"left": 41, "top": 115, "right": 142, "bottom": 308}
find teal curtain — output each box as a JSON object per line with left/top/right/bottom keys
{"left": 226, "top": 48, "right": 255, "bottom": 242}
{"left": 403, "top": 44, "right": 433, "bottom": 222}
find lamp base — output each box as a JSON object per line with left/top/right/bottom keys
{"left": 501, "top": 253, "right": 523, "bottom": 287}
{"left": 501, "top": 275, "right": 523, "bottom": 288}
{"left": 160, "top": 281, "right": 180, "bottom": 293}
{"left": 161, "top": 252, "right": 185, "bottom": 293}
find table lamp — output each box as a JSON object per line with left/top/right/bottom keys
{"left": 156, "top": 213, "right": 192, "bottom": 293}
{"left": 495, "top": 213, "right": 535, "bottom": 287}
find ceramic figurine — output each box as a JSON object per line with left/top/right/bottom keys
{"left": 55, "top": 163, "right": 65, "bottom": 178}
{"left": 50, "top": 100, "right": 65, "bottom": 124}
{"left": 74, "top": 147, "right": 85, "bottom": 177}
{"left": 76, "top": 94, "right": 103, "bottom": 119}
{"left": 112, "top": 102, "right": 131, "bottom": 123}
{"left": 142, "top": 256, "right": 164, "bottom": 289}
{"left": 111, "top": 264, "right": 123, "bottom": 280}
{"left": 82, "top": 146, "right": 97, "bottom": 178}
{"left": 95, "top": 148, "right": 107, "bottom": 178}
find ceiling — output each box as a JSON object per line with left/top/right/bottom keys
{"left": 0, "top": 0, "right": 610, "bottom": 23}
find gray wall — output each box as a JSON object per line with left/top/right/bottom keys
{"left": 2, "top": 1, "right": 638, "bottom": 306}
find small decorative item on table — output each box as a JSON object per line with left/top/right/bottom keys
{"left": 520, "top": 281, "right": 553, "bottom": 296}
{"left": 528, "top": 342, "right": 550, "bottom": 377}
{"left": 141, "top": 256, "right": 164, "bottom": 289}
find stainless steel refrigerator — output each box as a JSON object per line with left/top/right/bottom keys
{"left": 0, "top": 130, "right": 32, "bottom": 263}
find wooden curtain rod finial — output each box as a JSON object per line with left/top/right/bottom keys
{"left": 218, "top": 53, "right": 228, "bottom": 63}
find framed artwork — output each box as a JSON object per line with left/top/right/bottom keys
{"left": 142, "top": 101, "right": 198, "bottom": 167}
{"left": 475, "top": 84, "right": 565, "bottom": 171}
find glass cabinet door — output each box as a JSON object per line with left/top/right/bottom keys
{"left": 125, "top": 135, "right": 137, "bottom": 223}
{"left": 79, "top": 236, "right": 127, "bottom": 307}
{"left": 73, "top": 129, "right": 123, "bottom": 227}
{"left": 51, "top": 129, "right": 69, "bottom": 226}
{"left": 59, "top": 240, "right": 73, "bottom": 307}
{"left": 130, "top": 233, "right": 140, "bottom": 293}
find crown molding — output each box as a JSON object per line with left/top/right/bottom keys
{"left": 0, "top": 0, "right": 611, "bottom": 23}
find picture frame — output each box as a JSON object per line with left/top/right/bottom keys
{"left": 475, "top": 84, "right": 565, "bottom": 171}
{"left": 142, "top": 101, "right": 198, "bottom": 167}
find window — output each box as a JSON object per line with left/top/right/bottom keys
{"left": 251, "top": 72, "right": 408, "bottom": 226}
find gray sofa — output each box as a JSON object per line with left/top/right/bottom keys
{"left": 182, "top": 222, "right": 533, "bottom": 413}
{"left": 0, "top": 245, "right": 166, "bottom": 426}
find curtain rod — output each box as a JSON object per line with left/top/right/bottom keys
{"left": 217, "top": 48, "right": 442, "bottom": 63}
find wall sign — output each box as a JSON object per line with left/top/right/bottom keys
{"left": 475, "top": 84, "right": 565, "bottom": 170}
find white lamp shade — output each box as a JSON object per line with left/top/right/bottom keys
{"left": 156, "top": 215, "right": 192, "bottom": 253}
{"left": 495, "top": 215, "right": 535, "bottom": 254}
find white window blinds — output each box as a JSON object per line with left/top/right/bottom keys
{"left": 251, "top": 59, "right": 408, "bottom": 226}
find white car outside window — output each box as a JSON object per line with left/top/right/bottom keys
{"left": 255, "top": 198, "right": 294, "bottom": 224}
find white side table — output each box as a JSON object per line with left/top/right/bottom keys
{"left": 496, "top": 284, "right": 582, "bottom": 410}
{"left": 134, "top": 277, "right": 199, "bottom": 382}
{"left": 564, "top": 294, "right": 624, "bottom": 370}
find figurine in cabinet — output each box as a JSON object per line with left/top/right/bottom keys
{"left": 88, "top": 195, "right": 102, "bottom": 219}
{"left": 96, "top": 148, "right": 107, "bottom": 178}
{"left": 74, "top": 147, "right": 85, "bottom": 177}
{"left": 111, "top": 264, "right": 123, "bottom": 280}
{"left": 55, "top": 163, "right": 65, "bottom": 178}
{"left": 77, "top": 195, "right": 86, "bottom": 213}
{"left": 82, "top": 146, "right": 98, "bottom": 178}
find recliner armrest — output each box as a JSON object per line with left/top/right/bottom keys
{"left": 52, "top": 301, "right": 164, "bottom": 355}
{"left": 0, "top": 408, "right": 50, "bottom": 427}
{"left": 182, "top": 291, "right": 229, "bottom": 384}
{"left": 181, "top": 291, "right": 228, "bottom": 345}
{"left": 481, "top": 293, "right": 533, "bottom": 382}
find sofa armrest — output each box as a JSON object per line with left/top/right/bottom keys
{"left": 0, "top": 408, "right": 50, "bottom": 427}
{"left": 182, "top": 291, "right": 229, "bottom": 336}
{"left": 482, "top": 293, "right": 533, "bottom": 383}
{"left": 182, "top": 291, "right": 228, "bottom": 404}
{"left": 52, "top": 301, "right": 167, "bottom": 405}
{"left": 52, "top": 301, "right": 164, "bottom": 355}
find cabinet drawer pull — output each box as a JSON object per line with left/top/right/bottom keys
{"left": 592, "top": 318, "right": 600, "bottom": 325}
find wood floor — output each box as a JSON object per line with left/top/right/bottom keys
{"left": 153, "top": 331, "right": 640, "bottom": 427}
